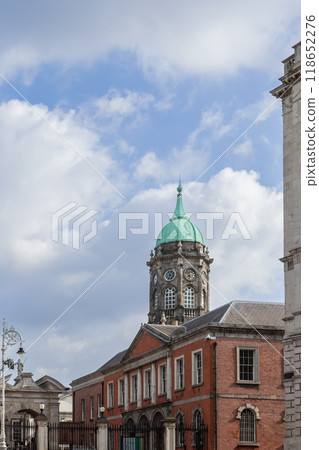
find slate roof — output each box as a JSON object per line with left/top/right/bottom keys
{"left": 99, "top": 349, "right": 127, "bottom": 372}
{"left": 183, "top": 301, "right": 284, "bottom": 332}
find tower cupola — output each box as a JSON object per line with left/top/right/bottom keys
{"left": 147, "top": 184, "right": 213, "bottom": 325}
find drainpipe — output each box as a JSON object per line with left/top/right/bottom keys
{"left": 213, "top": 342, "right": 217, "bottom": 450}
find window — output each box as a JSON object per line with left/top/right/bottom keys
{"left": 118, "top": 378, "right": 125, "bottom": 406}
{"left": 81, "top": 399, "right": 85, "bottom": 421}
{"left": 144, "top": 369, "right": 151, "bottom": 399}
{"left": 175, "top": 357, "right": 184, "bottom": 390}
{"left": 131, "top": 374, "right": 138, "bottom": 403}
{"left": 201, "top": 290, "right": 205, "bottom": 307}
{"left": 159, "top": 364, "right": 167, "bottom": 395}
{"left": 107, "top": 382, "right": 114, "bottom": 408}
{"left": 192, "top": 410, "right": 204, "bottom": 447}
{"left": 154, "top": 292, "right": 159, "bottom": 310}
{"left": 165, "top": 288, "right": 175, "bottom": 309}
{"left": 176, "top": 413, "right": 185, "bottom": 447}
{"left": 240, "top": 409, "right": 256, "bottom": 443}
{"left": 237, "top": 347, "right": 259, "bottom": 383}
{"left": 90, "top": 396, "right": 94, "bottom": 419}
{"left": 192, "top": 350, "right": 203, "bottom": 385}
{"left": 184, "top": 287, "right": 195, "bottom": 308}
{"left": 97, "top": 394, "right": 102, "bottom": 417}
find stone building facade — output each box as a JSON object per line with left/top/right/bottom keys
{"left": 271, "top": 42, "right": 301, "bottom": 450}
{"left": 72, "top": 186, "right": 286, "bottom": 449}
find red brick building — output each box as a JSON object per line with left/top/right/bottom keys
{"left": 72, "top": 186, "right": 285, "bottom": 449}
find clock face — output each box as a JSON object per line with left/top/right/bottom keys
{"left": 164, "top": 269, "right": 176, "bottom": 281}
{"left": 184, "top": 268, "right": 196, "bottom": 281}
{"left": 153, "top": 273, "right": 158, "bottom": 285}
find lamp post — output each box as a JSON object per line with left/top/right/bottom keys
{"left": 0, "top": 318, "right": 24, "bottom": 450}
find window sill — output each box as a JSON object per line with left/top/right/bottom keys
{"left": 107, "top": 406, "right": 114, "bottom": 410}
{"left": 174, "top": 387, "right": 185, "bottom": 392}
{"left": 158, "top": 393, "right": 167, "bottom": 398}
{"left": 236, "top": 380, "right": 260, "bottom": 385}
{"left": 192, "top": 382, "right": 203, "bottom": 388}
{"left": 237, "top": 442, "right": 260, "bottom": 447}
{"left": 143, "top": 396, "right": 151, "bottom": 401}
{"left": 130, "top": 401, "right": 137, "bottom": 405}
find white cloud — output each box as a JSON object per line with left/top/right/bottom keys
{"left": 233, "top": 137, "right": 253, "bottom": 156}
{"left": 0, "top": 1, "right": 300, "bottom": 81}
{"left": 0, "top": 99, "right": 124, "bottom": 268}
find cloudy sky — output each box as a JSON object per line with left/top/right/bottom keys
{"left": 0, "top": 0, "right": 300, "bottom": 387}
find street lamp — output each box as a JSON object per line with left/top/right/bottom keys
{"left": 0, "top": 318, "right": 24, "bottom": 450}
{"left": 39, "top": 403, "right": 45, "bottom": 416}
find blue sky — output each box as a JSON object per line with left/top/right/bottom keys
{"left": 0, "top": 0, "right": 300, "bottom": 386}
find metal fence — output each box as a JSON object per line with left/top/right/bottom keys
{"left": 5, "top": 422, "right": 37, "bottom": 450}
{"left": 108, "top": 424, "right": 164, "bottom": 450}
{"left": 48, "top": 422, "right": 97, "bottom": 450}
{"left": 176, "top": 423, "right": 208, "bottom": 450}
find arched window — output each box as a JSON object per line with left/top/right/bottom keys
{"left": 165, "top": 288, "right": 175, "bottom": 309}
{"left": 192, "top": 409, "right": 204, "bottom": 447}
{"left": 184, "top": 287, "right": 195, "bottom": 308}
{"left": 154, "top": 292, "right": 158, "bottom": 310}
{"left": 176, "top": 413, "right": 185, "bottom": 447}
{"left": 240, "top": 409, "right": 256, "bottom": 443}
{"left": 201, "top": 290, "right": 205, "bottom": 307}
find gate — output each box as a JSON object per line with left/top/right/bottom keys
{"left": 108, "top": 423, "right": 164, "bottom": 450}
{"left": 5, "top": 422, "right": 37, "bottom": 450}
{"left": 48, "top": 422, "right": 97, "bottom": 450}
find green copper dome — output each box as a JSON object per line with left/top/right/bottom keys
{"left": 155, "top": 184, "right": 205, "bottom": 248}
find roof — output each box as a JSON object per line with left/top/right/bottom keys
{"left": 99, "top": 349, "right": 127, "bottom": 372}
{"left": 72, "top": 301, "right": 284, "bottom": 387}
{"left": 184, "top": 301, "right": 285, "bottom": 332}
{"left": 155, "top": 184, "right": 204, "bottom": 247}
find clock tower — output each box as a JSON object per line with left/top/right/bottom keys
{"left": 147, "top": 184, "right": 213, "bottom": 325}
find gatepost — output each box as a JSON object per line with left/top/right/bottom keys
{"left": 162, "top": 417, "right": 176, "bottom": 450}
{"left": 96, "top": 417, "right": 108, "bottom": 450}
{"left": 35, "top": 414, "right": 48, "bottom": 450}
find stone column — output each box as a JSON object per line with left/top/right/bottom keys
{"left": 151, "top": 363, "right": 156, "bottom": 404}
{"left": 35, "top": 414, "right": 48, "bottom": 450}
{"left": 162, "top": 417, "right": 176, "bottom": 450}
{"left": 137, "top": 369, "right": 142, "bottom": 408}
{"left": 124, "top": 373, "right": 129, "bottom": 411}
{"left": 96, "top": 417, "right": 108, "bottom": 450}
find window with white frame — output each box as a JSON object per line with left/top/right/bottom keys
{"left": 144, "top": 369, "right": 151, "bottom": 399}
{"left": 154, "top": 292, "right": 159, "bottom": 310}
{"left": 81, "top": 399, "right": 85, "bottom": 421}
{"left": 90, "top": 396, "right": 94, "bottom": 419}
{"left": 192, "top": 350, "right": 203, "bottom": 385}
{"left": 131, "top": 374, "right": 138, "bottom": 403}
{"left": 118, "top": 378, "right": 125, "bottom": 406}
{"left": 165, "top": 288, "right": 175, "bottom": 309}
{"left": 240, "top": 409, "right": 256, "bottom": 443}
{"left": 159, "top": 364, "right": 167, "bottom": 395}
{"left": 237, "top": 347, "right": 259, "bottom": 382}
{"left": 184, "top": 287, "right": 195, "bottom": 308}
{"left": 97, "top": 394, "right": 102, "bottom": 417}
{"left": 175, "top": 356, "right": 184, "bottom": 390}
{"left": 107, "top": 382, "right": 114, "bottom": 408}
